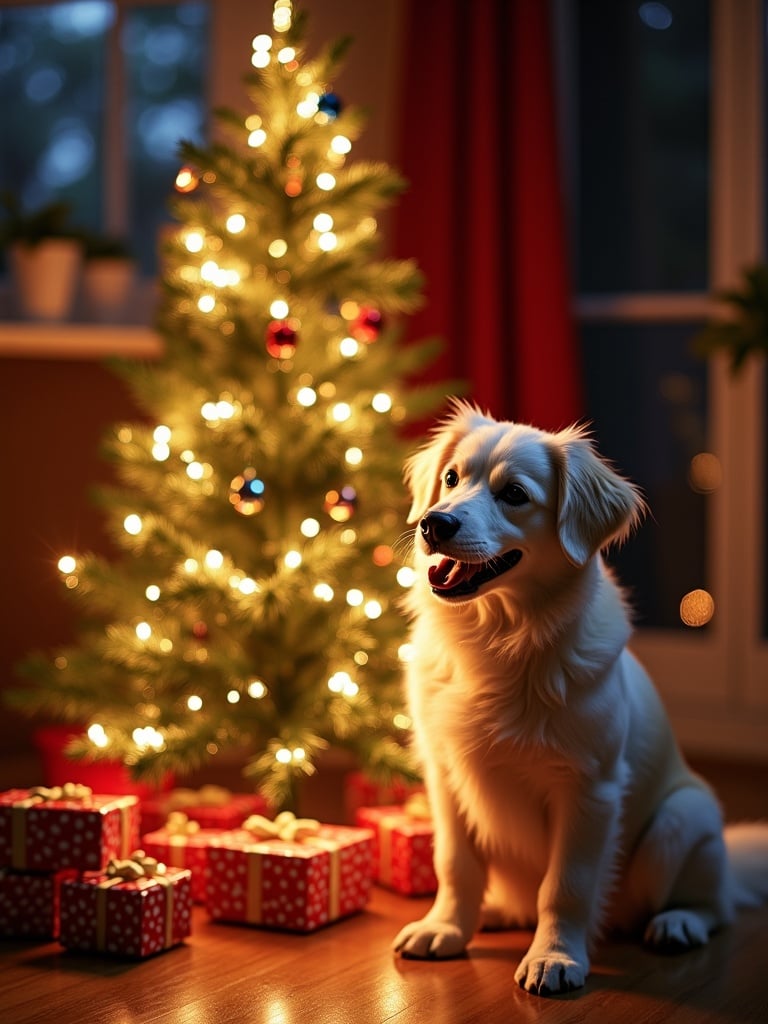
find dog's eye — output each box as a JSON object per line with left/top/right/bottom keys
{"left": 497, "top": 483, "right": 529, "bottom": 507}
{"left": 444, "top": 468, "right": 459, "bottom": 488}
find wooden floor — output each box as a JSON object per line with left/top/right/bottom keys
{"left": 2, "top": 885, "right": 767, "bottom": 1023}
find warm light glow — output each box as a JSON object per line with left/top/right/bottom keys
{"left": 273, "top": 0, "right": 292, "bottom": 31}
{"left": 397, "top": 566, "right": 416, "bottom": 588}
{"left": 58, "top": 555, "right": 76, "bottom": 574}
{"left": 345, "top": 447, "right": 363, "bottom": 465}
{"left": 398, "top": 642, "right": 415, "bottom": 662}
{"left": 313, "top": 583, "right": 334, "bottom": 602}
{"left": 332, "top": 402, "right": 351, "bottom": 422}
{"left": 346, "top": 589, "right": 364, "bottom": 607}
{"left": 238, "top": 577, "right": 258, "bottom": 595}
{"left": 248, "top": 679, "right": 267, "bottom": 699}
{"left": 277, "top": 46, "right": 296, "bottom": 63}
{"left": 270, "top": 299, "right": 289, "bottom": 319}
{"left": 145, "top": 585, "right": 161, "bottom": 601}
{"left": 296, "top": 386, "right": 317, "bottom": 407}
{"left": 154, "top": 424, "right": 171, "bottom": 443}
{"left": 87, "top": 723, "right": 109, "bottom": 748}
{"left": 339, "top": 336, "right": 359, "bottom": 358}
{"left": 124, "top": 514, "right": 143, "bottom": 536}
{"left": 187, "top": 695, "right": 203, "bottom": 711}
{"left": 205, "top": 549, "right": 224, "bottom": 570}
{"left": 328, "top": 671, "right": 359, "bottom": 697}
{"left": 393, "top": 713, "right": 412, "bottom": 730}
{"left": 292, "top": 747, "right": 306, "bottom": 762}
{"left": 317, "top": 231, "right": 337, "bottom": 252}
{"left": 186, "top": 461, "right": 205, "bottom": 480}
{"left": 364, "top": 600, "right": 383, "bottom": 619}
{"left": 300, "top": 518, "right": 320, "bottom": 538}
{"left": 680, "top": 589, "right": 715, "bottom": 627}
{"left": 226, "top": 213, "right": 246, "bottom": 234}
{"left": 184, "top": 231, "right": 204, "bottom": 253}
{"left": 313, "top": 213, "right": 333, "bottom": 232}
{"left": 227, "top": 690, "right": 241, "bottom": 703}
{"left": 198, "top": 295, "right": 216, "bottom": 313}
{"left": 275, "top": 747, "right": 292, "bottom": 764}
{"left": 284, "top": 550, "right": 302, "bottom": 569}
{"left": 297, "top": 94, "right": 319, "bottom": 118}
{"left": 316, "top": 172, "right": 336, "bottom": 191}
{"left": 248, "top": 128, "right": 267, "bottom": 147}
{"left": 330, "top": 134, "right": 351, "bottom": 155}
{"left": 252, "top": 33, "right": 272, "bottom": 51}
{"left": 133, "top": 726, "right": 165, "bottom": 750}
{"left": 184, "top": 558, "right": 199, "bottom": 573}
{"left": 251, "top": 51, "right": 270, "bottom": 69}
{"left": 372, "top": 392, "right": 393, "bottom": 413}
{"left": 152, "top": 442, "right": 170, "bottom": 461}
{"left": 268, "top": 238, "right": 288, "bottom": 258}
{"left": 174, "top": 166, "right": 198, "bottom": 193}
{"left": 373, "top": 545, "right": 393, "bottom": 566}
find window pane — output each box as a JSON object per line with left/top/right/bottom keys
{"left": 581, "top": 322, "right": 710, "bottom": 629}
{"left": 0, "top": 2, "right": 111, "bottom": 242}
{"left": 576, "top": 0, "right": 710, "bottom": 293}
{"left": 124, "top": 2, "right": 209, "bottom": 274}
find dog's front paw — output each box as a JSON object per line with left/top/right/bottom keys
{"left": 393, "top": 919, "right": 469, "bottom": 959}
{"left": 514, "top": 952, "right": 588, "bottom": 996}
{"left": 644, "top": 909, "right": 709, "bottom": 952}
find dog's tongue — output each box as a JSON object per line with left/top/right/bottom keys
{"left": 428, "top": 558, "right": 474, "bottom": 591}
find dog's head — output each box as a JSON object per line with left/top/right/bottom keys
{"left": 404, "top": 401, "right": 644, "bottom": 603}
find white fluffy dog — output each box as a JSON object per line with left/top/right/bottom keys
{"left": 393, "top": 402, "right": 768, "bottom": 996}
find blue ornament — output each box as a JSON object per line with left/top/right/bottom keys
{"left": 317, "top": 92, "right": 342, "bottom": 120}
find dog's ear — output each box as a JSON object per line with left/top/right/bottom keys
{"left": 404, "top": 400, "right": 491, "bottom": 523}
{"left": 551, "top": 427, "right": 645, "bottom": 567}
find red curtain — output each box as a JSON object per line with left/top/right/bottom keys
{"left": 393, "top": 0, "right": 582, "bottom": 431}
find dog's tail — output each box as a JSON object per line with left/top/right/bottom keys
{"left": 725, "top": 823, "right": 768, "bottom": 908}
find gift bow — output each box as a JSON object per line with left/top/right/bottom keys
{"left": 29, "top": 783, "right": 92, "bottom": 802}
{"left": 167, "top": 784, "right": 231, "bottom": 810}
{"left": 241, "top": 810, "right": 321, "bottom": 843}
{"left": 164, "top": 811, "right": 201, "bottom": 836}
{"left": 404, "top": 792, "right": 431, "bottom": 820}
{"left": 105, "top": 850, "right": 167, "bottom": 881}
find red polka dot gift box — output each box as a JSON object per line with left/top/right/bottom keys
{"left": 206, "top": 812, "right": 374, "bottom": 932}
{"left": 0, "top": 868, "right": 77, "bottom": 939}
{"left": 140, "top": 785, "right": 270, "bottom": 834}
{"left": 0, "top": 786, "right": 140, "bottom": 873}
{"left": 142, "top": 813, "right": 232, "bottom": 903}
{"left": 355, "top": 796, "right": 437, "bottom": 896}
{"left": 59, "top": 851, "right": 192, "bottom": 958}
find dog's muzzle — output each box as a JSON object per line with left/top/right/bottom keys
{"left": 420, "top": 511, "right": 461, "bottom": 551}
{"left": 419, "top": 511, "right": 522, "bottom": 599}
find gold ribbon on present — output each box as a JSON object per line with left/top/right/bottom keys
{"left": 96, "top": 850, "right": 174, "bottom": 951}
{"left": 161, "top": 811, "right": 201, "bottom": 868}
{"left": 166, "top": 784, "right": 231, "bottom": 811}
{"left": 239, "top": 812, "right": 340, "bottom": 925}
{"left": 377, "top": 792, "right": 432, "bottom": 887}
{"left": 10, "top": 783, "right": 93, "bottom": 869}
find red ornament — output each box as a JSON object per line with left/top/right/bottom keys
{"left": 266, "top": 319, "right": 299, "bottom": 359}
{"left": 352, "top": 306, "right": 384, "bottom": 343}
{"left": 192, "top": 621, "right": 209, "bottom": 640}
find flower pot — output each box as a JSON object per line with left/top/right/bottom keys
{"left": 9, "top": 238, "right": 83, "bottom": 321}
{"left": 81, "top": 257, "right": 136, "bottom": 322}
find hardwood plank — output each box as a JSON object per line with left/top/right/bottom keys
{"left": 2, "top": 888, "right": 767, "bottom": 1024}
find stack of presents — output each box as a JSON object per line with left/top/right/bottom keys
{"left": 0, "top": 774, "right": 437, "bottom": 957}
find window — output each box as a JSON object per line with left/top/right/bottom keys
{"left": 559, "top": 0, "right": 767, "bottom": 756}
{"left": 0, "top": 0, "right": 209, "bottom": 278}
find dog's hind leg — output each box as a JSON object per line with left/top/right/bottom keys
{"left": 622, "top": 784, "right": 732, "bottom": 951}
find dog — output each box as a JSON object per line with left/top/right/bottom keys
{"left": 393, "top": 401, "right": 768, "bottom": 996}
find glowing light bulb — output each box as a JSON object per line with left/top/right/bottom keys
{"left": 58, "top": 555, "right": 76, "bottom": 574}
{"left": 317, "top": 231, "right": 337, "bottom": 252}
{"left": 284, "top": 550, "right": 302, "bottom": 569}
{"left": 314, "top": 583, "right": 334, "bottom": 602}
{"left": 187, "top": 695, "right": 203, "bottom": 711}
{"left": 300, "top": 518, "right": 320, "bottom": 537}
{"left": 205, "top": 549, "right": 224, "bottom": 570}
{"left": 251, "top": 51, "right": 270, "bottom": 69}
{"left": 184, "top": 558, "right": 199, "bottom": 573}
{"left": 154, "top": 425, "right": 171, "bottom": 443}
{"left": 268, "top": 238, "right": 288, "bottom": 258}
{"left": 393, "top": 713, "right": 412, "bottom": 729}
{"left": 296, "top": 386, "right": 317, "bottom": 407}
{"left": 145, "top": 585, "right": 160, "bottom": 601}
{"left": 316, "top": 172, "right": 336, "bottom": 191}
{"left": 124, "top": 514, "right": 143, "bottom": 536}
{"left": 275, "top": 747, "right": 292, "bottom": 764}
{"left": 152, "top": 442, "right": 170, "bottom": 461}
{"left": 270, "top": 299, "right": 289, "bottom": 319}
{"left": 198, "top": 295, "right": 216, "bottom": 313}
{"left": 248, "top": 128, "right": 267, "bottom": 147}
{"left": 239, "top": 577, "right": 258, "bottom": 595}
{"left": 87, "top": 723, "right": 109, "bottom": 748}
{"left": 398, "top": 642, "right": 416, "bottom": 662}
{"left": 186, "top": 461, "right": 205, "bottom": 480}
{"left": 184, "top": 231, "right": 204, "bottom": 253}
{"left": 346, "top": 589, "right": 364, "bottom": 607}
{"left": 345, "top": 447, "right": 363, "bottom": 466}
{"left": 364, "top": 600, "right": 383, "bottom": 619}
{"left": 227, "top": 690, "right": 241, "bottom": 704}
{"left": 175, "top": 166, "right": 198, "bottom": 192}
{"left": 248, "top": 679, "right": 267, "bottom": 699}
{"left": 226, "top": 213, "right": 246, "bottom": 234}
{"left": 136, "top": 621, "right": 152, "bottom": 641}
{"left": 372, "top": 392, "right": 393, "bottom": 413}
{"left": 397, "top": 566, "right": 416, "bottom": 587}
{"left": 339, "top": 336, "right": 359, "bottom": 358}
{"left": 330, "top": 135, "right": 351, "bottom": 155}
{"left": 252, "top": 33, "right": 272, "bottom": 51}
{"left": 332, "top": 402, "right": 351, "bottom": 422}
{"left": 277, "top": 46, "right": 296, "bottom": 63}
{"left": 313, "top": 213, "right": 333, "bottom": 232}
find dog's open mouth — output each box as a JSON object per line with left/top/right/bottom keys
{"left": 427, "top": 550, "right": 522, "bottom": 599}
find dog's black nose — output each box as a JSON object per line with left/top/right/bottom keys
{"left": 420, "top": 511, "right": 461, "bottom": 547}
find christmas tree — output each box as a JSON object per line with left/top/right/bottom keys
{"left": 9, "top": 1, "right": 450, "bottom": 811}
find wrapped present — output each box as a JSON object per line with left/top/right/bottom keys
{"left": 140, "top": 785, "right": 270, "bottom": 833}
{"left": 355, "top": 794, "right": 437, "bottom": 895}
{"left": 206, "top": 811, "right": 374, "bottom": 932}
{"left": 142, "top": 812, "right": 230, "bottom": 903}
{"left": 0, "top": 867, "right": 77, "bottom": 939}
{"left": 344, "top": 771, "right": 424, "bottom": 821}
{"left": 0, "top": 785, "right": 140, "bottom": 872}
{"left": 59, "top": 850, "right": 192, "bottom": 957}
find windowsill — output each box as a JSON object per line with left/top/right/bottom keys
{"left": 0, "top": 322, "right": 163, "bottom": 360}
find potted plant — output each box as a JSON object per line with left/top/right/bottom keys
{"left": 694, "top": 263, "right": 768, "bottom": 372}
{"left": 80, "top": 232, "right": 136, "bottom": 322}
{"left": 0, "top": 191, "right": 84, "bottom": 321}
